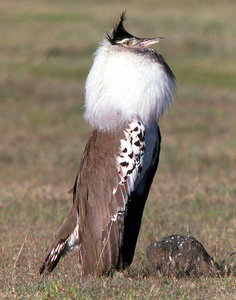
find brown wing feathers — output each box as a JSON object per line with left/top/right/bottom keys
{"left": 40, "top": 121, "right": 154, "bottom": 276}
{"left": 40, "top": 130, "right": 126, "bottom": 275}
{"left": 76, "top": 130, "right": 127, "bottom": 275}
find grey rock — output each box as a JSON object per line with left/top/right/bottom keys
{"left": 146, "top": 235, "right": 215, "bottom": 277}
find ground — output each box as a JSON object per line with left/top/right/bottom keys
{"left": 0, "top": 0, "right": 235, "bottom": 299}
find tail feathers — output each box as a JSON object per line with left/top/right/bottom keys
{"left": 40, "top": 205, "right": 78, "bottom": 274}
{"left": 40, "top": 237, "right": 69, "bottom": 274}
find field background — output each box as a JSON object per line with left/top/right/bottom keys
{"left": 0, "top": 0, "right": 235, "bottom": 299}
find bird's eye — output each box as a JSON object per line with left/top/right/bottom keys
{"left": 124, "top": 40, "right": 131, "bottom": 46}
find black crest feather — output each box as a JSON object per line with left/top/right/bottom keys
{"left": 107, "top": 12, "right": 134, "bottom": 45}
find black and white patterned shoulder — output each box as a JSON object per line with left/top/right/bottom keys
{"left": 117, "top": 120, "right": 146, "bottom": 191}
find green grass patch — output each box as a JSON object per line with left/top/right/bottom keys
{"left": 1, "top": 12, "right": 92, "bottom": 24}
{"left": 176, "top": 65, "right": 236, "bottom": 89}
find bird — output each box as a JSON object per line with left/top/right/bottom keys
{"left": 40, "top": 12, "right": 175, "bottom": 276}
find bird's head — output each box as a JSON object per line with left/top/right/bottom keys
{"left": 84, "top": 12, "right": 175, "bottom": 132}
{"left": 106, "top": 12, "right": 165, "bottom": 51}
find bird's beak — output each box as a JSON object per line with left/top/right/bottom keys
{"left": 139, "top": 37, "right": 165, "bottom": 47}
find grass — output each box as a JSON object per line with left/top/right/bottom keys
{"left": 0, "top": 0, "right": 235, "bottom": 299}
